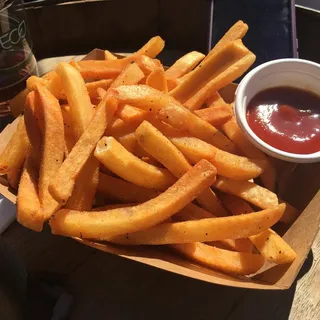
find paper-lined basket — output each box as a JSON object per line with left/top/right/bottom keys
{"left": 1, "top": 49, "right": 319, "bottom": 289}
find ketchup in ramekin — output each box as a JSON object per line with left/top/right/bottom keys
{"left": 246, "top": 87, "right": 320, "bottom": 155}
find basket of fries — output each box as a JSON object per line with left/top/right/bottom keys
{"left": 0, "top": 21, "right": 319, "bottom": 289}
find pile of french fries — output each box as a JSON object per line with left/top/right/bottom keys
{"left": 0, "top": 21, "right": 299, "bottom": 276}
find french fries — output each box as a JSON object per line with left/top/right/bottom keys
{"left": 0, "top": 117, "right": 21, "bottom": 154}
{"left": 110, "top": 85, "right": 237, "bottom": 153}
{"left": 72, "top": 60, "right": 122, "bottom": 80}
{"left": 222, "top": 117, "right": 277, "bottom": 191}
{"left": 220, "top": 194, "right": 296, "bottom": 264}
{"left": 16, "top": 91, "right": 44, "bottom": 230}
{"left": 95, "top": 136, "right": 175, "bottom": 190}
{"left": 57, "top": 63, "right": 99, "bottom": 211}
{"left": 135, "top": 121, "right": 227, "bottom": 215}
{"left": 170, "top": 136, "right": 267, "bottom": 180}
{"left": 49, "top": 91, "right": 117, "bottom": 204}
{"left": 65, "top": 156, "right": 100, "bottom": 211}
{"left": 36, "top": 85, "right": 65, "bottom": 220}
{"left": 194, "top": 105, "right": 233, "bottom": 127}
{"left": 170, "top": 40, "right": 250, "bottom": 105}
{"left": 213, "top": 176, "right": 279, "bottom": 209}
{"left": 17, "top": 154, "right": 44, "bottom": 232}
{"left": 204, "top": 20, "right": 248, "bottom": 61}
{"left": 50, "top": 160, "right": 217, "bottom": 238}
{"left": 165, "top": 51, "right": 205, "bottom": 80}
{"left": 175, "top": 203, "right": 252, "bottom": 252}
{"left": 172, "top": 242, "right": 264, "bottom": 275}
{"left": 0, "top": 117, "right": 29, "bottom": 174}
{"left": 97, "top": 172, "right": 160, "bottom": 202}
{"left": 146, "top": 66, "right": 168, "bottom": 92}
{"left": 7, "top": 167, "right": 22, "bottom": 190}
{"left": 56, "top": 62, "right": 94, "bottom": 139}
{"left": 109, "top": 204, "right": 285, "bottom": 245}
{"left": 184, "top": 51, "right": 256, "bottom": 110}
{"left": 135, "top": 36, "right": 165, "bottom": 58}
{"left": 4, "top": 23, "right": 300, "bottom": 278}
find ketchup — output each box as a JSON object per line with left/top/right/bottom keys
{"left": 246, "top": 87, "right": 320, "bottom": 154}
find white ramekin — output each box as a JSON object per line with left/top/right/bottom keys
{"left": 234, "top": 58, "right": 320, "bottom": 163}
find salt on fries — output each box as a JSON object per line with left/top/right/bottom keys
{"left": 1, "top": 21, "right": 299, "bottom": 276}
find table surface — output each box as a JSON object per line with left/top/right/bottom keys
{"left": 2, "top": 56, "right": 320, "bottom": 320}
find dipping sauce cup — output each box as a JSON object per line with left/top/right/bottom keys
{"left": 234, "top": 59, "right": 320, "bottom": 163}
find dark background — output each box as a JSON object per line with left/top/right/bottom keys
{"left": 20, "top": 0, "right": 320, "bottom": 66}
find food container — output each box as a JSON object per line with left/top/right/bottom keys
{"left": 0, "top": 49, "right": 319, "bottom": 290}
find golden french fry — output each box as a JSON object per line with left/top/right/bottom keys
{"left": 167, "top": 78, "right": 181, "bottom": 91}
{"left": 69, "top": 62, "right": 143, "bottom": 208}
{"left": 61, "top": 105, "right": 76, "bottom": 154}
{"left": 111, "top": 85, "right": 237, "bottom": 153}
{"left": 165, "top": 51, "right": 205, "bottom": 80}
{"left": 36, "top": 85, "right": 65, "bottom": 220}
{"left": 195, "top": 188, "right": 228, "bottom": 217}
{"left": 50, "top": 159, "right": 217, "bottom": 238}
{"left": 24, "top": 92, "right": 42, "bottom": 165}
{"left": 194, "top": 105, "right": 233, "bottom": 127}
{"left": 75, "top": 36, "right": 164, "bottom": 77}
{"left": 0, "top": 116, "right": 29, "bottom": 174}
{"left": 218, "top": 192, "right": 253, "bottom": 215}
{"left": 65, "top": 156, "right": 100, "bottom": 211}
{"left": 172, "top": 242, "right": 263, "bottom": 275}
{"left": 7, "top": 167, "right": 22, "bottom": 190}
{"left": 9, "top": 88, "right": 29, "bottom": 117}
{"left": 27, "top": 73, "right": 65, "bottom": 100}
{"left": 109, "top": 204, "right": 285, "bottom": 245}
{"left": 135, "top": 121, "right": 191, "bottom": 178}
{"left": 134, "top": 56, "right": 161, "bottom": 76}
{"left": 184, "top": 52, "right": 256, "bottom": 110}
{"left": 205, "top": 92, "right": 228, "bottom": 108}
{"left": 220, "top": 194, "right": 296, "bottom": 263}
{"left": 204, "top": 20, "right": 248, "bottom": 61}
{"left": 17, "top": 92, "right": 44, "bottom": 230}
{"left": 72, "top": 60, "right": 122, "bottom": 80}
{"left": 0, "top": 118, "right": 21, "bottom": 154}
{"left": 213, "top": 176, "right": 279, "bottom": 209}
{"left": 170, "top": 40, "right": 249, "bottom": 104}
{"left": 95, "top": 136, "right": 175, "bottom": 190}
{"left": 49, "top": 91, "right": 118, "bottom": 204}
{"left": 116, "top": 104, "right": 148, "bottom": 124}
{"left": 222, "top": 117, "right": 277, "bottom": 191}
{"left": 146, "top": 66, "right": 168, "bottom": 92}
{"left": 28, "top": 73, "right": 113, "bottom": 102}
{"left": 109, "top": 62, "right": 145, "bottom": 89}
{"left": 17, "top": 154, "right": 44, "bottom": 232}
{"left": 104, "top": 50, "right": 118, "bottom": 60}
{"left": 115, "top": 132, "right": 138, "bottom": 152}
{"left": 135, "top": 36, "right": 165, "bottom": 58}
{"left": 249, "top": 229, "right": 296, "bottom": 264}
{"left": 170, "top": 136, "right": 266, "bottom": 180}
{"left": 86, "top": 79, "right": 114, "bottom": 99}
{"left": 97, "top": 172, "right": 160, "bottom": 202}
{"left": 107, "top": 118, "right": 139, "bottom": 136}
{"left": 56, "top": 62, "right": 94, "bottom": 139}
{"left": 135, "top": 121, "right": 225, "bottom": 215}
{"left": 175, "top": 203, "right": 252, "bottom": 252}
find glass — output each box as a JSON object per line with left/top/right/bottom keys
{"left": 0, "top": 0, "right": 37, "bottom": 117}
